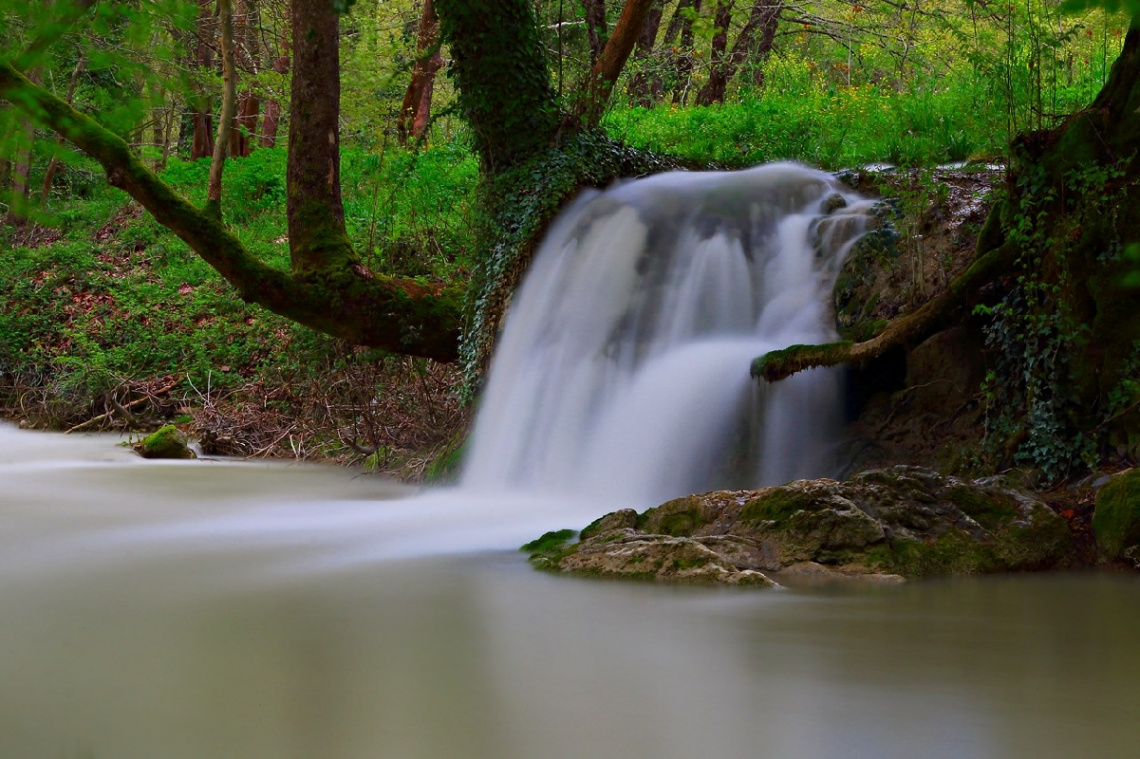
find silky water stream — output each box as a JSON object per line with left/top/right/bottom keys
{"left": 2, "top": 165, "right": 1139, "bottom": 759}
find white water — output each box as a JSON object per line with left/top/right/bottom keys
{"left": 463, "top": 163, "right": 874, "bottom": 507}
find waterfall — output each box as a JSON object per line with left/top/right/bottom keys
{"left": 462, "top": 163, "right": 874, "bottom": 508}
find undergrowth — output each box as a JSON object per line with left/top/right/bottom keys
{"left": 0, "top": 143, "right": 475, "bottom": 476}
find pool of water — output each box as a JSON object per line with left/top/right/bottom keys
{"left": 1, "top": 424, "right": 1137, "bottom": 759}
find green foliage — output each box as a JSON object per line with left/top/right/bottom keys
{"left": 976, "top": 160, "right": 1139, "bottom": 482}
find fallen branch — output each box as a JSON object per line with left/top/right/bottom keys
{"left": 752, "top": 240, "right": 1016, "bottom": 383}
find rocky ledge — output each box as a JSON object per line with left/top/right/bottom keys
{"left": 523, "top": 466, "right": 1075, "bottom": 587}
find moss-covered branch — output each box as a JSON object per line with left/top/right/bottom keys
{"left": 752, "top": 240, "right": 1016, "bottom": 382}
{"left": 0, "top": 60, "right": 462, "bottom": 361}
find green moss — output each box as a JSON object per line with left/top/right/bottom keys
{"left": 671, "top": 555, "right": 711, "bottom": 571}
{"left": 1093, "top": 470, "right": 1140, "bottom": 559}
{"left": 884, "top": 529, "right": 999, "bottom": 577}
{"left": 520, "top": 528, "right": 577, "bottom": 555}
{"left": 945, "top": 486, "right": 1018, "bottom": 531}
{"left": 740, "top": 488, "right": 820, "bottom": 525}
{"left": 520, "top": 528, "right": 579, "bottom": 571}
{"left": 134, "top": 425, "right": 196, "bottom": 460}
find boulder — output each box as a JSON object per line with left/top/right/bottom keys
{"left": 524, "top": 467, "right": 1073, "bottom": 586}
{"left": 134, "top": 425, "right": 196, "bottom": 460}
{"left": 1092, "top": 469, "right": 1140, "bottom": 563}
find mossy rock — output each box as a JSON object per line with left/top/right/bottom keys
{"left": 134, "top": 425, "right": 196, "bottom": 460}
{"left": 520, "top": 529, "right": 578, "bottom": 570}
{"left": 1093, "top": 469, "right": 1140, "bottom": 560}
{"left": 530, "top": 467, "right": 1075, "bottom": 586}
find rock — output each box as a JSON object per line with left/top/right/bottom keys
{"left": 1092, "top": 469, "right": 1140, "bottom": 561}
{"left": 134, "top": 425, "right": 196, "bottom": 460}
{"left": 525, "top": 467, "right": 1073, "bottom": 586}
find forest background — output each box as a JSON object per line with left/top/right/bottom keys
{"left": 0, "top": 0, "right": 1133, "bottom": 481}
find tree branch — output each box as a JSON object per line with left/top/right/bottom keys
{"left": 0, "top": 60, "right": 463, "bottom": 361}
{"left": 752, "top": 240, "right": 1017, "bottom": 382}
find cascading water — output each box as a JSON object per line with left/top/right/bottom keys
{"left": 463, "top": 163, "right": 876, "bottom": 507}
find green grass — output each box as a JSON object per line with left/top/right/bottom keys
{"left": 0, "top": 142, "right": 480, "bottom": 429}
{"left": 603, "top": 65, "right": 1107, "bottom": 170}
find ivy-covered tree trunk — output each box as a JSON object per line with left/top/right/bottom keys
{"left": 434, "top": 0, "right": 560, "bottom": 172}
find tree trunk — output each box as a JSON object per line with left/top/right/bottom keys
{"left": 575, "top": 0, "right": 656, "bottom": 126}
{"left": 42, "top": 54, "right": 85, "bottom": 201}
{"left": 694, "top": 0, "right": 734, "bottom": 106}
{"left": 6, "top": 67, "right": 40, "bottom": 224}
{"left": 230, "top": 0, "right": 260, "bottom": 157}
{"left": 190, "top": 0, "right": 215, "bottom": 161}
{"left": 583, "top": 0, "right": 608, "bottom": 65}
{"left": 286, "top": 0, "right": 355, "bottom": 271}
{"left": 207, "top": 0, "right": 237, "bottom": 211}
{"left": 397, "top": 0, "right": 444, "bottom": 146}
{"left": 434, "top": 0, "right": 560, "bottom": 172}
{"left": 665, "top": 0, "right": 701, "bottom": 105}
{"left": 626, "top": 0, "right": 664, "bottom": 106}
{"left": 696, "top": 0, "right": 782, "bottom": 105}
{"left": 259, "top": 22, "right": 290, "bottom": 149}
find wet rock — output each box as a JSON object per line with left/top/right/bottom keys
{"left": 1092, "top": 469, "right": 1140, "bottom": 562}
{"left": 526, "top": 467, "right": 1073, "bottom": 586}
{"left": 134, "top": 424, "right": 196, "bottom": 460}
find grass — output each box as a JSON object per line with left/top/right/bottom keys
{"left": 603, "top": 61, "right": 1109, "bottom": 170}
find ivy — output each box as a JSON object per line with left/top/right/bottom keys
{"left": 977, "top": 158, "right": 1138, "bottom": 482}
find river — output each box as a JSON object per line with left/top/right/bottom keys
{"left": 1, "top": 422, "right": 1138, "bottom": 759}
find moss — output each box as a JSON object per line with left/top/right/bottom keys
{"left": 520, "top": 529, "right": 580, "bottom": 571}
{"left": 751, "top": 341, "right": 855, "bottom": 383}
{"left": 636, "top": 496, "right": 708, "bottom": 536}
{"left": 945, "top": 486, "right": 1018, "bottom": 531}
{"left": 1093, "top": 470, "right": 1140, "bottom": 559}
{"left": 884, "top": 529, "right": 999, "bottom": 577}
{"left": 134, "top": 424, "right": 196, "bottom": 460}
{"left": 739, "top": 487, "right": 820, "bottom": 525}
{"left": 520, "top": 528, "right": 577, "bottom": 556}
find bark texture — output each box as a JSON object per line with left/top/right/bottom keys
{"left": 397, "top": 0, "right": 444, "bottom": 145}
{"left": 286, "top": 0, "right": 352, "bottom": 271}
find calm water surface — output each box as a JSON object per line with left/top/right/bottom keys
{"left": 1, "top": 424, "right": 1137, "bottom": 759}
